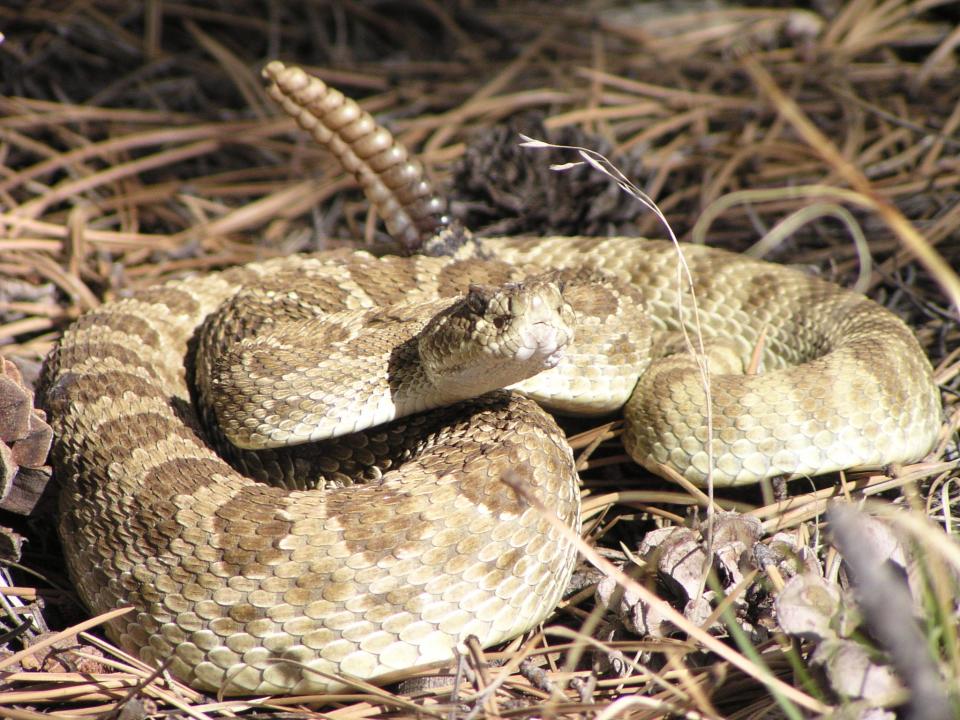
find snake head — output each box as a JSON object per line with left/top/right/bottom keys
{"left": 419, "top": 277, "right": 575, "bottom": 401}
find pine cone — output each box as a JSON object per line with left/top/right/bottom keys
{"left": 0, "top": 358, "right": 53, "bottom": 515}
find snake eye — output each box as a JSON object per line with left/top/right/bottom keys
{"left": 465, "top": 284, "right": 489, "bottom": 314}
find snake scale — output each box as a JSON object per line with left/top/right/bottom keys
{"left": 40, "top": 62, "right": 942, "bottom": 695}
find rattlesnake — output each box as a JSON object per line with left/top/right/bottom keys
{"left": 40, "top": 62, "right": 941, "bottom": 695}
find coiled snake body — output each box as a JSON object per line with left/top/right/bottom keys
{"left": 41, "top": 63, "right": 941, "bottom": 695}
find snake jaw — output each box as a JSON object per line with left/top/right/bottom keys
{"left": 514, "top": 295, "right": 571, "bottom": 367}
{"left": 509, "top": 280, "right": 575, "bottom": 370}
{"left": 515, "top": 321, "right": 566, "bottom": 365}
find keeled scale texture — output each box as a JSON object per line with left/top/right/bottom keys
{"left": 43, "top": 252, "right": 582, "bottom": 695}
{"left": 42, "top": 236, "right": 941, "bottom": 695}
{"left": 488, "top": 235, "right": 941, "bottom": 485}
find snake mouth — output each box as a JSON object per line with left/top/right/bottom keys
{"left": 516, "top": 320, "right": 569, "bottom": 368}
{"left": 504, "top": 276, "right": 575, "bottom": 369}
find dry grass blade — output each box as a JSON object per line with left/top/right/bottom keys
{"left": 501, "top": 471, "right": 828, "bottom": 715}
{"left": 740, "top": 53, "right": 960, "bottom": 313}
{"left": 518, "top": 134, "right": 720, "bottom": 507}
{"left": 0, "top": 608, "right": 131, "bottom": 673}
